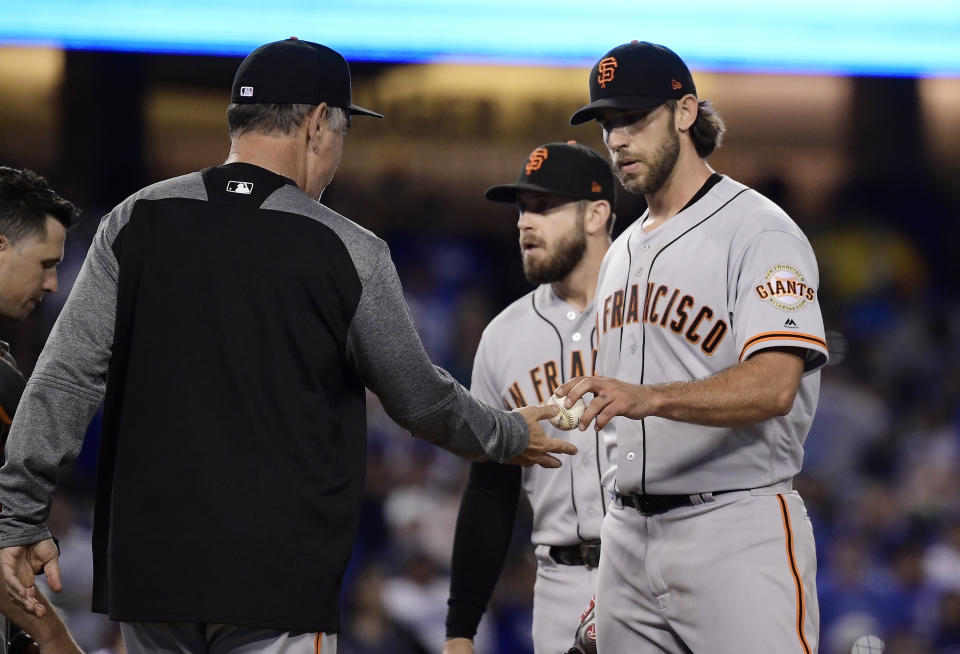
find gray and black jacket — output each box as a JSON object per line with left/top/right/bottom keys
{"left": 0, "top": 162, "right": 529, "bottom": 632}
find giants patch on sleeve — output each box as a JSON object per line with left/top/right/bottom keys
{"left": 754, "top": 264, "right": 816, "bottom": 311}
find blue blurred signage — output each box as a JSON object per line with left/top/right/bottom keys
{"left": 1, "top": 0, "right": 958, "bottom": 76}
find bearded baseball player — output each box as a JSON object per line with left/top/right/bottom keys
{"left": 555, "top": 41, "right": 829, "bottom": 653}
{"left": 442, "top": 142, "right": 615, "bottom": 654}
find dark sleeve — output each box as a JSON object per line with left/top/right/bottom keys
{"left": 445, "top": 460, "right": 523, "bottom": 640}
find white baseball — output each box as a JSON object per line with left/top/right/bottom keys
{"left": 548, "top": 393, "right": 586, "bottom": 430}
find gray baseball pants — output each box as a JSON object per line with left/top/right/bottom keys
{"left": 596, "top": 489, "right": 819, "bottom": 653}
{"left": 119, "top": 622, "right": 337, "bottom": 654}
{"left": 532, "top": 545, "right": 598, "bottom": 654}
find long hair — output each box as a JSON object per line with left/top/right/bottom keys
{"left": 667, "top": 99, "right": 726, "bottom": 158}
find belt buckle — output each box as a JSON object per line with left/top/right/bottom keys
{"left": 579, "top": 541, "right": 601, "bottom": 569}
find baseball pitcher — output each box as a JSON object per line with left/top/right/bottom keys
{"left": 557, "top": 41, "right": 828, "bottom": 653}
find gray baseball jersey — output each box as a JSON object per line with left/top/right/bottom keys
{"left": 592, "top": 174, "right": 825, "bottom": 654}
{"left": 594, "top": 175, "right": 828, "bottom": 496}
{"left": 473, "top": 283, "right": 608, "bottom": 546}
{"left": 471, "top": 283, "right": 608, "bottom": 653}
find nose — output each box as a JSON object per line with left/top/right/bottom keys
{"left": 517, "top": 210, "right": 534, "bottom": 231}
{"left": 43, "top": 270, "right": 58, "bottom": 294}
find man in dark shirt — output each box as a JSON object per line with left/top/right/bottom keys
{"left": 0, "top": 166, "right": 82, "bottom": 653}
{"left": 0, "top": 39, "right": 574, "bottom": 654}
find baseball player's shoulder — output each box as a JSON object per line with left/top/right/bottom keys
{"left": 717, "top": 176, "right": 809, "bottom": 243}
{"left": 114, "top": 171, "right": 206, "bottom": 208}
{"left": 98, "top": 172, "right": 207, "bottom": 236}
{"left": 263, "top": 184, "right": 389, "bottom": 279}
{"left": 137, "top": 171, "right": 208, "bottom": 202}
{"left": 263, "top": 184, "right": 381, "bottom": 245}
{"left": 481, "top": 287, "right": 541, "bottom": 340}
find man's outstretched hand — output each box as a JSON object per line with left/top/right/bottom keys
{"left": 508, "top": 403, "right": 578, "bottom": 468}
{"left": 0, "top": 539, "right": 62, "bottom": 617}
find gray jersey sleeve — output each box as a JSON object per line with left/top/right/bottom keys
{"left": 0, "top": 213, "right": 121, "bottom": 546}
{"left": 731, "top": 229, "right": 828, "bottom": 372}
{"left": 345, "top": 241, "right": 528, "bottom": 463}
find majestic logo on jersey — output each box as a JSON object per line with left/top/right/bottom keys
{"left": 597, "top": 57, "right": 618, "bottom": 88}
{"left": 755, "top": 264, "right": 816, "bottom": 311}
{"left": 502, "top": 348, "right": 596, "bottom": 409}
{"left": 525, "top": 148, "right": 549, "bottom": 176}
{"left": 601, "top": 282, "right": 728, "bottom": 356}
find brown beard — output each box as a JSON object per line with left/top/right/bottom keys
{"left": 614, "top": 121, "right": 680, "bottom": 195}
{"left": 522, "top": 213, "right": 587, "bottom": 285}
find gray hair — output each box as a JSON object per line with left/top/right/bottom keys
{"left": 227, "top": 103, "right": 349, "bottom": 138}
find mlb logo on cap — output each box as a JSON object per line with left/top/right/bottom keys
{"left": 230, "top": 38, "right": 383, "bottom": 119}
{"left": 226, "top": 181, "right": 254, "bottom": 194}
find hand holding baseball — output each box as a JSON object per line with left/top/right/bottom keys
{"left": 554, "top": 376, "right": 657, "bottom": 431}
{"left": 548, "top": 393, "right": 586, "bottom": 430}
{"left": 508, "top": 403, "right": 578, "bottom": 468}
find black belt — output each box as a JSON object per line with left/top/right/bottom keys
{"left": 549, "top": 540, "right": 601, "bottom": 569}
{"left": 615, "top": 489, "right": 744, "bottom": 515}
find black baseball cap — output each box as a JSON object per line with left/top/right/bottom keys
{"left": 231, "top": 38, "right": 383, "bottom": 119}
{"left": 484, "top": 141, "right": 615, "bottom": 206}
{"left": 570, "top": 41, "right": 696, "bottom": 126}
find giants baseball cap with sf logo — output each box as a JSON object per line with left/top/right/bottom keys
{"left": 484, "top": 141, "right": 615, "bottom": 206}
{"left": 231, "top": 37, "right": 383, "bottom": 119}
{"left": 570, "top": 41, "right": 696, "bottom": 125}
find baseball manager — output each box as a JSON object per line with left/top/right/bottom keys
{"left": 0, "top": 38, "right": 574, "bottom": 654}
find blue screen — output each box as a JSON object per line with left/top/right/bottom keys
{"left": 2, "top": 0, "right": 959, "bottom": 76}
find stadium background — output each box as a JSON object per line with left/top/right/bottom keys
{"left": 1, "top": 4, "right": 960, "bottom": 653}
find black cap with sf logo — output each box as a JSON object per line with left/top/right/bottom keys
{"left": 484, "top": 141, "right": 615, "bottom": 207}
{"left": 570, "top": 41, "right": 696, "bottom": 126}
{"left": 231, "top": 38, "right": 383, "bottom": 119}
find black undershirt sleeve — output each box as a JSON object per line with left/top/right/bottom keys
{"left": 445, "top": 459, "right": 523, "bottom": 640}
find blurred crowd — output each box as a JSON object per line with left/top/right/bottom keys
{"left": 3, "top": 168, "right": 958, "bottom": 654}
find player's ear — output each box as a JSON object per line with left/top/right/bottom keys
{"left": 306, "top": 103, "right": 329, "bottom": 148}
{"left": 675, "top": 94, "right": 698, "bottom": 132}
{"left": 584, "top": 200, "right": 612, "bottom": 236}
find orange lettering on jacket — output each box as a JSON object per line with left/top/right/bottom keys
{"left": 506, "top": 350, "right": 592, "bottom": 408}
{"left": 601, "top": 282, "right": 728, "bottom": 356}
